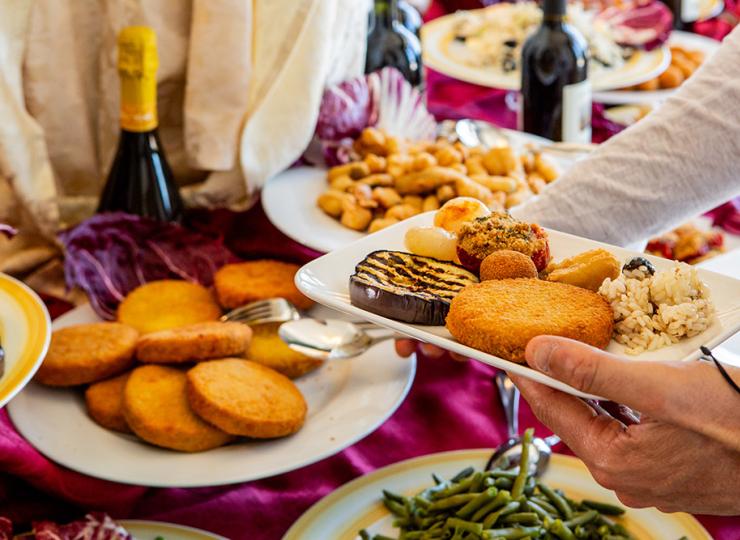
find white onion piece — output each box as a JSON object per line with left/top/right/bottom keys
{"left": 405, "top": 226, "right": 458, "bottom": 262}
{"left": 434, "top": 197, "right": 491, "bottom": 235}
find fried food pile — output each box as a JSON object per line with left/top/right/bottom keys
{"left": 35, "top": 260, "right": 318, "bottom": 453}
{"left": 318, "top": 127, "right": 560, "bottom": 233}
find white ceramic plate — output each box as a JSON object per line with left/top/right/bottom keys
{"left": 262, "top": 129, "right": 573, "bottom": 254}
{"left": 121, "top": 520, "right": 227, "bottom": 540}
{"left": 284, "top": 449, "right": 710, "bottom": 540}
{"left": 0, "top": 273, "right": 50, "bottom": 408}
{"left": 294, "top": 212, "right": 740, "bottom": 399}
{"left": 594, "top": 31, "right": 722, "bottom": 104}
{"left": 7, "top": 304, "right": 415, "bottom": 487}
{"left": 422, "top": 12, "right": 670, "bottom": 91}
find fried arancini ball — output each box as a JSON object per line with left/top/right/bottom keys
{"left": 479, "top": 250, "right": 538, "bottom": 281}
{"left": 124, "top": 365, "right": 234, "bottom": 452}
{"left": 117, "top": 280, "right": 222, "bottom": 334}
{"left": 136, "top": 322, "right": 252, "bottom": 364}
{"left": 247, "top": 323, "right": 324, "bottom": 378}
{"left": 35, "top": 323, "right": 138, "bottom": 386}
{"left": 658, "top": 65, "right": 685, "bottom": 89}
{"left": 85, "top": 372, "right": 132, "bottom": 433}
{"left": 214, "top": 260, "right": 314, "bottom": 310}
{"left": 186, "top": 359, "right": 307, "bottom": 438}
{"left": 446, "top": 279, "right": 613, "bottom": 363}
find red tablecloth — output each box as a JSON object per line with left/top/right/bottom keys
{"left": 1, "top": 202, "right": 739, "bottom": 539}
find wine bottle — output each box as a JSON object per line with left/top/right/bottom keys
{"left": 660, "top": 0, "right": 707, "bottom": 30}
{"left": 98, "top": 26, "right": 184, "bottom": 223}
{"left": 520, "top": 0, "right": 591, "bottom": 143}
{"left": 399, "top": 0, "right": 422, "bottom": 38}
{"left": 365, "top": 0, "right": 423, "bottom": 87}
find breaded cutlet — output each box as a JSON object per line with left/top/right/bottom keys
{"left": 446, "top": 279, "right": 613, "bottom": 363}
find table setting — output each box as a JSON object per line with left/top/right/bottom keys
{"left": 0, "top": 0, "right": 739, "bottom": 539}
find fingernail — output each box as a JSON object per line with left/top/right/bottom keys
{"left": 531, "top": 342, "right": 554, "bottom": 373}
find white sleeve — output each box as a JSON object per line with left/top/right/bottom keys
{"left": 511, "top": 25, "right": 740, "bottom": 247}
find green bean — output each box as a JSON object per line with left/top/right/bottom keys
{"left": 384, "top": 498, "right": 407, "bottom": 517}
{"left": 482, "top": 525, "right": 543, "bottom": 539}
{"left": 471, "top": 491, "right": 512, "bottom": 522}
{"left": 523, "top": 499, "right": 555, "bottom": 520}
{"left": 451, "top": 466, "right": 476, "bottom": 483}
{"left": 563, "top": 510, "right": 598, "bottom": 529}
{"left": 359, "top": 529, "right": 371, "bottom": 540}
{"left": 612, "top": 524, "right": 636, "bottom": 539}
{"left": 602, "top": 536, "right": 631, "bottom": 540}
{"left": 432, "top": 473, "right": 444, "bottom": 485}
{"left": 468, "top": 472, "right": 485, "bottom": 493}
{"left": 538, "top": 483, "right": 573, "bottom": 520}
{"left": 456, "top": 487, "right": 498, "bottom": 519}
{"left": 445, "top": 517, "right": 484, "bottom": 535}
{"left": 428, "top": 493, "right": 478, "bottom": 511}
{"left": 548, "top": 519, "right": 576, "bottom": 540}
{"left": 433, "top": 476, "right": 476, "bottom": 499}
{"left": 523, "top": 476, "right": 536, "bottom": 497}
{"left": 482, "top": 501, "right": 521, "bottom": 529}
{"left": 494, "top": 478, "right": 514, "bottom": 489}
{"left": 580, "top": 500, "right": 625, "bottom": 516}
{"left": 384, "top": 490, "right": 407, "bottom": 504}
{"left": 502, "top": 512, "right": 541, "bottom": 526}
{"left": 487, "top": 470, "right": 520, "bottom": 479}
{"left": 371, "top": 535, "right": 396, "bottom": 540}
{"left": 511, "top": 429, "right": 533, "bottom": 498}
{"left": 414, "top": 496, "right": 431, "bottom": 510}
{"left": 530, "top": 497, "right": 559, "bottom": 516}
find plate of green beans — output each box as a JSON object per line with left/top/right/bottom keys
{"left": 284, "top": 432, "right": 710, "bottom": 540}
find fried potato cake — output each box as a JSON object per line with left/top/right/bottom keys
{"left": 479, "top": 250, "right": 538, "bottom": 281}
{"left": 214, "top": 260, "right": 314, "bottom": 310}
{"left": 124, "top": 365, "right": 234, "bottom": 452}
{"left": 117, "top": 280, "right": 221, "bottom": 334}
{"left": 446, "top": 279, "right": 613, "bottom": 363}
{"left": 187, "top": 359, "right": 307, "bottom": 438}
{"left": 35, "top": 323, "right": 138, "bottom": 386}
{"left": 136, "top": 322, "right": 252, "bottom": 364}
{"left": 85, "top": 372, "right": 131, "bottom": 433}
{"left": 247, "top": 322, "right": 323, "bottom": 378}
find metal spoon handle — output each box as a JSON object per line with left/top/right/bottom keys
{"left": 494, "top": 371, "right": 519, "bottom": 438}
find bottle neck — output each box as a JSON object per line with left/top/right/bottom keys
{"left": 374, "top": 0, "right": 400, "bottom": 26}
{"left": 119, "top": 73, "right": 158, "bottom": 132}
{"left": 541, "top": 0, "right": 566, "bottom": 25}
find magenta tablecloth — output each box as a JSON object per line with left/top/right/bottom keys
{"left": 1, "top": 203, "right": 739, "bottom": 539}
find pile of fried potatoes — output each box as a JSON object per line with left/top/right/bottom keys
{"left": 317, "top": 127, "right": 560, "bottom": 233}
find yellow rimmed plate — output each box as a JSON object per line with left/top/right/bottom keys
{"left": 284, "top": 450, "right": 710, "bottom": 540}
{"left": 120, "top": 520, "right": 227, "bottom": 540}
{"left": 0, "top": 273, "right": 50, "bottom": 408}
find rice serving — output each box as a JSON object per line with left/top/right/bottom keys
{"left": 598, "top": 260, "right": 714, "bottom": 355}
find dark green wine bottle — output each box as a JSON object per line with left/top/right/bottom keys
{"left": 520, "top": 0, "right": 591, "bottom": 143}
{"left": 97, "top": 26, "right": 184, "bottom": 223}
{"left": 365, "top": 0, "right": 423, "bottom": 87}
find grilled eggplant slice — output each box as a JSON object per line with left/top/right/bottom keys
{"left": 349, "top": 250, "right": 479, "bottom": 325}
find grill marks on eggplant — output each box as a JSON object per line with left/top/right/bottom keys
{"left": 349, "top": 251, "right": 479, "bottom": 325}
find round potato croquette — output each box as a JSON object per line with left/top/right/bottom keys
{"left": 118, "top": 280, "right": 222, "bottom": 334}
{"left": 247, "top": 323, "right": 323, "bottom": 378}
{"left": 214, "top": 260, "right": 314, "bottom": 310}
{"left": 124, "top": 365, "right": 234, "bottom": 452}
{"left": 480, "top": 250, "right": 538, "bottom": 281}
{"left": 187, "top": 359, "right": 307, "bottom": 438}
{"left": 446, "top": 279, "right": 613, "bottom": 363}
{"left": 35, "top": 323, "right": 138, "bottom": 386}
{"left": 85, "top": 373, "right": 132, "bottom": 433}
{"left": 136, "top": 322, "right": 252, "bottom": 364}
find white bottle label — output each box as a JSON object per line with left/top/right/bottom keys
{"left": 682, "top": 0, "right": 702, "bottom": 22}
{"left": 562, "top": 79, "right": 592, "bottom": 144}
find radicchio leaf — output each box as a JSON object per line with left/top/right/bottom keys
{"left": 59, "top": 213, "right": 238, "bottom": 320}
{"left": 33, "top": 514, "right": 132, "bottom": 540}
{"left": 597, "top": 0, "right": 673, "bottom": 50}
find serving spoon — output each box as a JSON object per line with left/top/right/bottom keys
{"left": 486, "top": 372, "right": 559, "bottom": 476}
{"left": 278, "top": 318, "right": 397, "bottom": 360}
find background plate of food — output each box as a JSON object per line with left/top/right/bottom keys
{"left": 421, "top": 2, "right": 670, "bottom": 91}
{"left": 593, "top": 31, "right": 721, "bottom": 105}
{"left": 7, "top": 302, "right": 415, "bottom": 487}
{"left": 294, "top": 209, "right": 740, "bottom": 399}
{"left": 284, "top": 449, "right": 710, "bottom": 540}
{"left": 263, "top": 127, "right": 572, "bottom": 254}
{"left": 0, "top": 273, "right": 50, "bottom": 408}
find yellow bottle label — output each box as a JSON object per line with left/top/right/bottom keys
{"left": 118, "top": 26, "right": 159, "bottom": 132}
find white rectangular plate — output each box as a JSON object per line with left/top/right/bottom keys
{"left": 295, "top": 213, "right": 740, "bottom": 399}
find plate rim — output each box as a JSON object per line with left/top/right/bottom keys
{"left": 0, "top": 273, "right": 51, "bottom": 408}
{"left": 293, "top": 212, "right": 740, "bottom": 400}
{"left": 283, "top": 449, "right": 711, "bottom": 540}
{"left": 119, "top": 520, "right": 229, "bottom": 540}
{"left": 421, "top": 10, "right": 671, "bottom": 91}
{"left": 7, "top": 304, "right": 416, "bottom": 488}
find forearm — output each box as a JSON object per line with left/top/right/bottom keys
{"left": 512, "top": 26, "right": 740, "bottom": 246}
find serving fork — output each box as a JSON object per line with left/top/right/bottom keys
{"left": 221, "top": 298, "right": 301, "bottom": 326}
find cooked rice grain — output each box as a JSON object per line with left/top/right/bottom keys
{"left": 598, "top": 262, "right": 714, "bottom": 355}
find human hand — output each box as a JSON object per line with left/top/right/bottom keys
{"left": 394, "top": 339, "right": 469, "bottom": 361}
{"left": 511, "top": 336, "right": 740, "bottom": 515}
